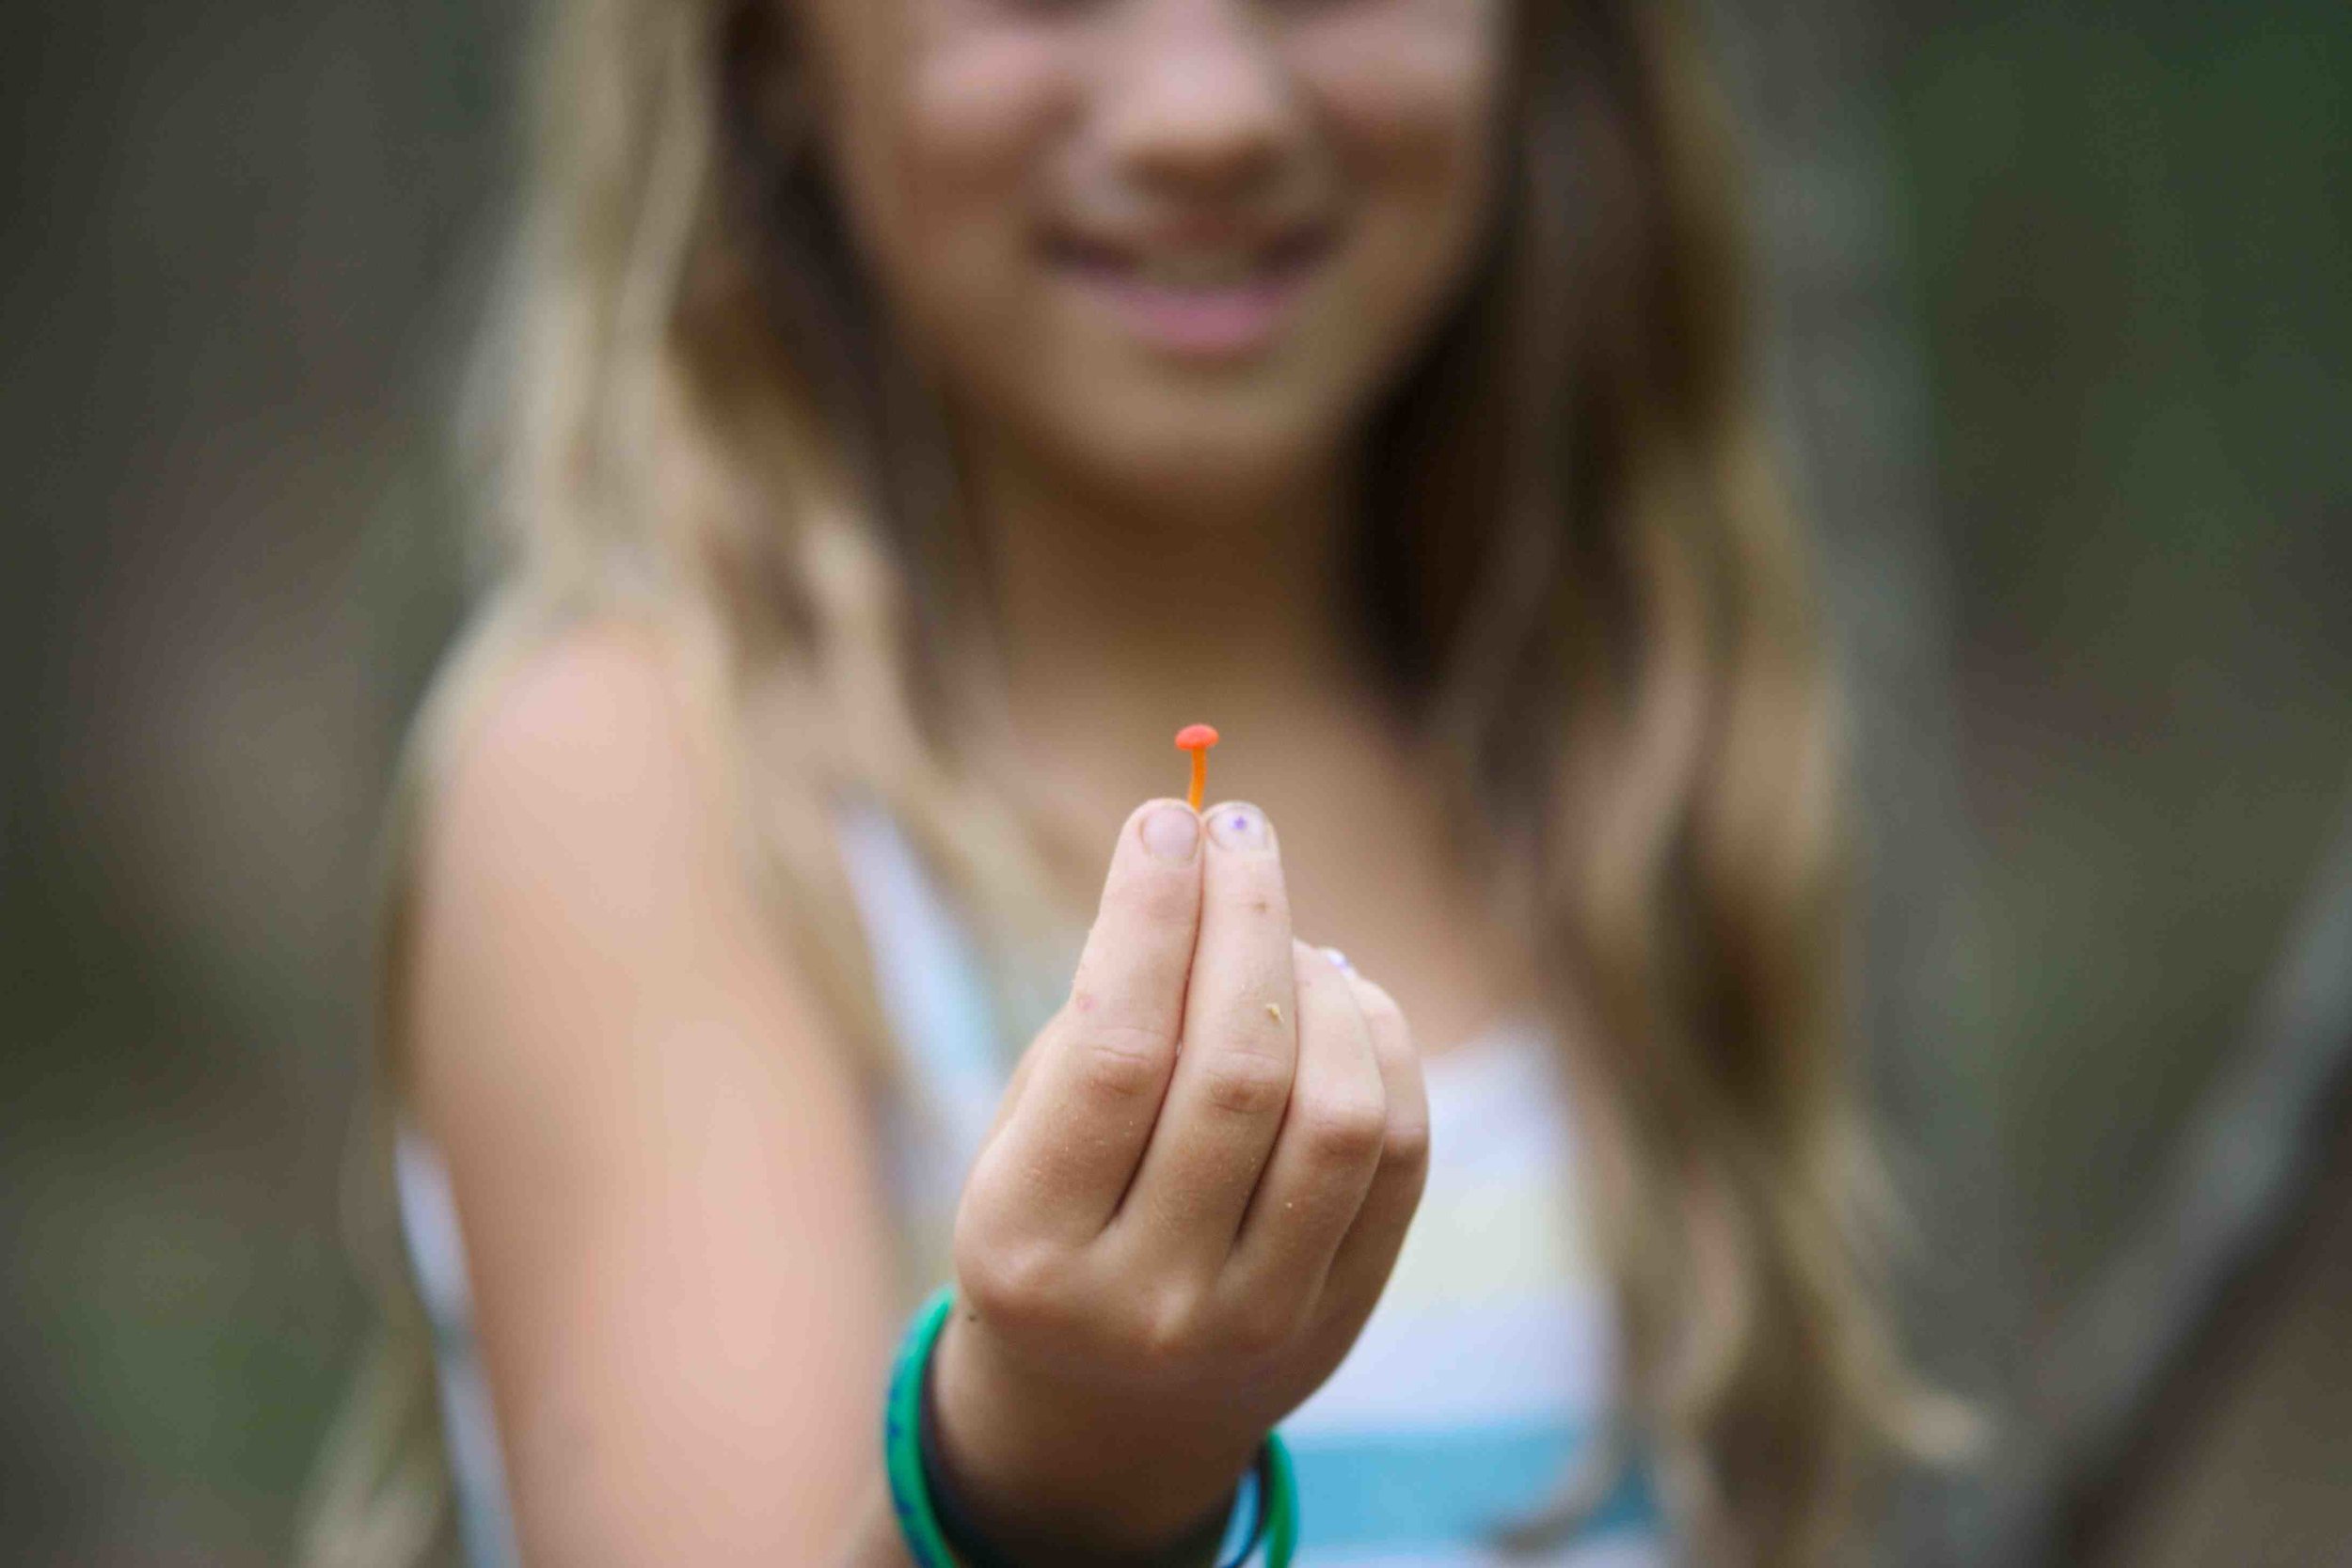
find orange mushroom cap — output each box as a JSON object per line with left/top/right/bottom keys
{"left": 1175, "top": 724, "right": 1218, "bottom": 810}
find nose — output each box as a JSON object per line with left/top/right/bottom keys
{"left": 1100, "top": 0, "right": 1295, "bottom": 198}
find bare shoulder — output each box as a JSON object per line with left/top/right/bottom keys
{"left": 411, "top": 614, "right": 779, "bottom": 957}
{"left": 400, "top": 616, "right": 839, "bottom": 1117}
{"left": 429, "top": 618, "right": 724, "bottom": 879}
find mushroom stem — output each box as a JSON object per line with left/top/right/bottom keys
{"left": 1173, "top": 723, "right": 1220, "bottom": 813}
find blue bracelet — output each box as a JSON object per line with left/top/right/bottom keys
{"left": 882, "top": 1285, "right": 1296, "bottom": 1567}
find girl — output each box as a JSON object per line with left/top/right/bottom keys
{"left": 308, "top": 0, "right": 1950, "bottom": 1563}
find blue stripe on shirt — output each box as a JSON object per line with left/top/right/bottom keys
{"left": 1286, "top": 1419, "right": 1660, "bottom": 1554}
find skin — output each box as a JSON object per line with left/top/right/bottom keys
{"left": 805, "top": 0, "right": 1504, "bottom": 511}
{"left": 411, "top": 1, "right": 1523, "bottom": 1562}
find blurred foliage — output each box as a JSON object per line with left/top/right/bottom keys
{"left": 1883, "top": 1, "right": 2352, "bottom": 1319}
{"left": 2, "top": 3, "right": 502, "bottom": 1559}
{"left": 1, "top": 2, "right": 2345, "bottom": 1562}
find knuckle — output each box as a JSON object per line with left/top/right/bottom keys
{"left": 1133, "top": 1283, "right": 1208, "bottom": 1364}
{"left": 1382, "top": 1109, "right": 1433, "bottom": 1170}
{"left": 1073, "top": 1026, "right": 1171, "bottom": 1104}
{"left": 956, "top": 1238, "right": 1062, "bottom": 1323}
{"left": 1295, "top": 1093, "right": 1388, "bottom": 1166}
{"left": 1198, "top": 1050, "right": 1294, "bottom": 1118}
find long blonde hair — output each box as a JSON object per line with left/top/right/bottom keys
{"left": 306, "top": 1, "right": 1955, "bottom": 1562}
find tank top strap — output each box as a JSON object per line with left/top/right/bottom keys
{"left": 830, "top": 797, "right": 1020, "bottom": 1284}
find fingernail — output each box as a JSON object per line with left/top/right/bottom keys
{"left": 1140, "top": 803, "right": 1200, "bottom": 863}
{"left": 1206, "top": 802, "right": 1271, "bottom": 853}
{"left": 1323, "top": 946, "right": 1354, "bottom": 974}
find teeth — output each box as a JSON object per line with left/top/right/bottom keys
{"left": 1134, "top": 251, "right": 1263, "bottom": 288}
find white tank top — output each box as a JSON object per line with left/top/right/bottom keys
{"left": 394, "top": 802, "right": 1665, "bottom": 1565}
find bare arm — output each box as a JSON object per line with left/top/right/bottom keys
{"left": 408, "top": 628, "right": 903, "bottom": 1565}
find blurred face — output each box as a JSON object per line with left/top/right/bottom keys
{"left": 795, "top": 0, "right": 1507, "bottom": 508}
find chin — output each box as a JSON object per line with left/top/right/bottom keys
{"left": 1080, "top": 426, "right": 1334, "bottom": 522}
{"left": 1025, "top": 377, "right": 1356, "bottom": 518}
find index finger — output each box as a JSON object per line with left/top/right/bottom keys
{"left": 1115, "top": 800, "right": 1300, "bottom": 1271}
{"left": 976, "top": 798, "right": 1204, "bottom": 1240}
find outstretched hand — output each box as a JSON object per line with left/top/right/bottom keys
{"left": 930, "top": 798, "right": 1429, "bottom": 1561}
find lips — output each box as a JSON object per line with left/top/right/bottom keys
{"left": 1042, "top": 222, "right": 1337, "bottom": 360}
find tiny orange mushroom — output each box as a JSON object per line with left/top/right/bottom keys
{"left": 1174, "top": 723, "right": 1219, "bottom": 812}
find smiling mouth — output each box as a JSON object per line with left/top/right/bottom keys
{"left": 1042, "top": 225, "right": 1338, "bottom": 360}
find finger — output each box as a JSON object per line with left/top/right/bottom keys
{"left": 1222, "top": 941, "right": 1388, "bottom": 1313}
{"left": 1115, "top": 801, "right": 1297, "bottom": 1271}
{"left": 975, "top": 1034, "right": 1042, "bottom": 1160}
{"left": 975, "top": 798, "right": 1203, "bottom": 1241}
{"left": 1313, "top": 970, "right": 1431, "bottom": 1320}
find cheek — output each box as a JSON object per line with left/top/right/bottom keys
{"left": 1296, "top": 4, "right": 1505, "bottom": 323}
{"left": 879, "top": 28, "right": 1074, "bottom": 341}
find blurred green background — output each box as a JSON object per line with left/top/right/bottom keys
{"left": 3, "top": 3, "right": 2346, "bottom": 1562}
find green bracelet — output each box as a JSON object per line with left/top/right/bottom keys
{"left": 883, "top": 1285, "right": 1297, "bottom": 1568}
{"left": 1258, "top": 1419, "right": 1299, "bottom": 1565}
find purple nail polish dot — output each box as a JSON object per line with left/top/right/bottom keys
{"left": 1231, "top": 814, "right": 1250, "bottom": 833}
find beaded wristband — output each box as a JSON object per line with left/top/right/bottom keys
{"left": 883, "top": 1285, "right": 1296, "bottom": 1568}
